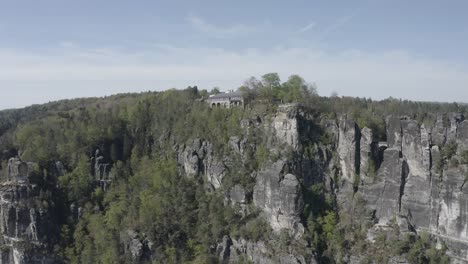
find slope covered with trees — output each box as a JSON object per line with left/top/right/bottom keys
{"left": 0, "top": 73, "right": 465, "bottom": 263}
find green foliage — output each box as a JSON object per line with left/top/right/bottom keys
{"left": 0, "top": 78, "right": 463, "bottom": 263}
{"left": 460, "top": 150, "right": 468, "bottom": 164}
{"left": 436, "top": 141, "right": 459, "bottom": 174}
{"left": 353, "top": 173, "right": 361, "bottom": 192}
{"left": 239, "top": 73, "right": 319, "bottom": 105}
{"left": 366, "top": 158, "right": 378, "bottom": 180}
{"left": 442, "top": 141, "right": 458, "bottom": 160}
{"left": 58, "top": 156, "right": 93, "bottom": 202}
{"left": 255, "top": 143, "right": 269, "bottom": 168}
{"left": 406, "top": 232, "right": 450, "bottom": 264}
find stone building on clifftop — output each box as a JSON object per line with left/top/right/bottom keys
{"left": 207, "top": 91, "right": 244, "bottom": 108}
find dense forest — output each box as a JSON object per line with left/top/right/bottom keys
{"left": 0, "top": 73, "right": 465, "bottom": 263}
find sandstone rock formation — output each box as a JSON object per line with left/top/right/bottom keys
{"left": 0, "top": 182, "right": 57, "bottom": 263}
{"left": 337, "top": 116, "right": 360, "bottom": 183}
{"left": 177, "top": 139, "right": 227, "bottom": 189}
{"left": 253, "top": 160, "right": 304, "bottom": 239}
{"left": 341, "top": 114, "right": 468, "bottom": 261}
{"left": 270, "top": 104, "right": 301, "bottom": 150}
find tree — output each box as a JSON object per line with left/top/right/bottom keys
{"left": 243, "top": 76, "right": 262, "bottom": 91}
{"left": 260, "top": 73, "right": 281, "bottom": 100}
{"left": 282, "top": 75, "right": 306, "bottom": 102}
{"left": 210, "top": 87, "right": 221, "bottom": 95}
{"left": 58, "top": 155, "right": 93, "bottom": 202}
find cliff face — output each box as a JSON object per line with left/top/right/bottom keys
{"left": 339, "top": 113, "right": 468, "bottom": 262}
{"left": 3, "top": 100, "right": 468, "bottom": 263}
{"left": 0, "top": 159, "right": 58, "bottom": 264}
{"left": 173, "top": 104, "right": 468, "bottom": 263}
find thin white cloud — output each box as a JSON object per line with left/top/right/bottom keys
{"left": 314, "top": 14, "right": 356, "bottom": 41}
{"left": 1, "top": 45, "right": 468, "bottom": 109}
{"left": 186, "top": 14, "right": 263, "bottom": 38}
{"left": 297, "top": 22, "right": 316, "bottom": 33}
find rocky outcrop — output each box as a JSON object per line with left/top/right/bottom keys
{"left": 217, "top": 236, "right": 310, "bottom": 264}
{"left": 337, "top": 116, "right": 360, "bottom": 183}
{"left": 0, "top": 182, "right": 57, "bottom": 264}
{"left": 7, "top": 157, "right": 35, "bottom": 183}
{"left": 121, "top": 230, "right": 154, "bottom": 262}
{"left": 227, "top": 184, "right": 248, "bottom": 215}
{"left": 386, "top": 116, "right": 403, "bottom": 151}
{"left": 399, "top": 119, "right": 432, "bottom": 229}
{"left": 253, "top": 160, "right": 304, "bottom": 239}
{"left": 361, "top": 148, "right": 408, "bottom": 224}
{"left": 270, "top": 104, "right": 301, "bottom": 150}
{"left": 173, "top": 108, "right": 468, "bottom": 262}
{"left": 356, "top": 114, "right": 468, "bottom": 261}
{"left": 176, "top": 139, "right": 227, "bottom": 189}
{"left": 360, "top": 127, "right": 376, "bottom": 184}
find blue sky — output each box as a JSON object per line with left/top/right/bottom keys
{"left": 1, "top": 0, "right": 468, "bottom": 109}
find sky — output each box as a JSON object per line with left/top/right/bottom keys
{"left": 1, "top": 0, "right": 468, "bottom": 109}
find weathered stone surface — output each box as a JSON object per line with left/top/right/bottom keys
{"left": 337, "top": 116, "right": 360, "bottom": 183}
{"left": 447, "top": 113, "right": 464, "bottom": 144}
{"left": 229, "top": 238, "right": 272, "bottom": 264}
{"left": 220, "top": 237, "right": 309, "bottom": 264}
{"left": 253, "top": 160, "right": 304, "bottom": 238}
{"left": 386, "top": 116, "right": 403, "bottom": 151}
{"left": 205, "top": 157, "right": 226, "bottom": 189}
{"left": 177, "top": 139, "right": 227, "bottom": 189}
{"left": 271, "top": 104, "right": 300, "bottom": 150}
{"left": 0, "top": 181, "right": 57, "bottom": 264}
{"left": 217, "top": 235, "right": 232, "bottom": 264}
{"left": 357, "top": 115, "right": 468, "bottom": 260}
{"left": 279, "top": 254, "right": 308, "bottom": 264}
{"left": 361, "top": 148, "right": 406, "bottom": 224}
{"left": 432, "top": 115, "right": 448, "bottom": 147}
{"left": 360, "top": 127, "right": 374, "bottom": 183}
{"left": 401, "top": 119, "right": 424, "bottom": 176}
{"left": 457, "top": 120, "right": 468, "bottom": 151}
{"left": 399, "top": 119, "right": 433, "bottom": 229}
{"left": 436, "top": 165, "right": 468, "bottom": 242}
{"left": 129, "top": 238, "right": 144, "bottom": 260}
{"left": 7, "top": 158, "right": 34, "bottom": 183}
{"left": 421, "top": 124, "right": 432, "bottom": 173}
{"left": 120, "top": 230, "right": 154, "bottom": 262}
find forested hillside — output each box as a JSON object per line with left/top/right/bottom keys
{"left": 0, "top": 74, "right": 467, "bottom": 264}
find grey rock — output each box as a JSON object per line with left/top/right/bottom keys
{"left": 270, "top": 104, "right": 300, "bottom": 150}
{"left": 337, "top": 116, "right": 360, "bottom": 183}
{"left": 386, "top": 116, "right": 403, "bottom": 151}
{"left": 361, "top": 148, "right": 407, "bottom": 224}
{"left": 457, "top": 120, "right": 468, "bottom": 151}
{"left": 360, "top": 127, "right": 375, "bottom": 183}
{"left": 228, "top": 184, "right": 248, "bottom": 215}
{"left": 388, "top": 256, "right": 409, "bottom": 264}
{"left": 205, "top": 157, "right": 226, "bottom": 189}
{"left": 253, "top": 160, "right": 304, "bottom": 238}
{"left": 217, "top": 235, "right": 232, "bottom": 264}
{"left": 401, "top": 119, "right": 424, "bottom": 176}
{"left": 432, "top": 115, "right": 448, "bottom": 146}
{"left": 224, "top": 238, "right": 308, "bottom": 264}
{"left": 7, "top": 157, "right": 34, "bottom": 183}
{"left": 0, "top": 179, "right": 57, "bottom": 263}
{"left": 129, "top": 238, "right": 144, "bottom": 260}
{"left": 279, "top": 254, "right": 307, "bottom": 264}
{"left": 421, "top": 125, "right": 432, "bottom": 173}
{"left": 177, "top": 139, "right": 227, "bottom": 189}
